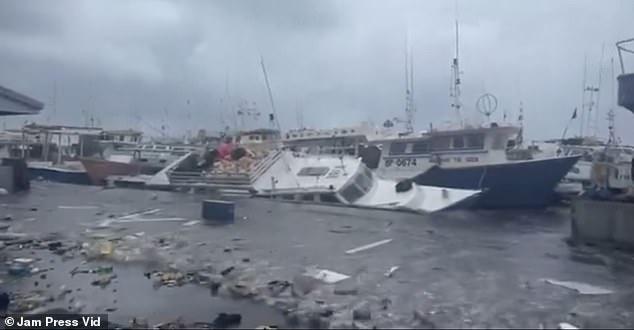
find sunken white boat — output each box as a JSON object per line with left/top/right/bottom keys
{"left": 251, "top": 151, "right": 481, "bottom": 213}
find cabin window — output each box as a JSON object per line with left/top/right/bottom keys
{"left": 297, "top": 166, "right": 330, "bottom": 176}
{"left": 159, "top": 159, "right": 167, "bottom": 163}
{"left": 452, "top": 136, "right": 465, "bottom": 149}
{"left": 301, "top": 194, "right": 314, "bottom": 201}
{"left": 355, "top": 171, "right": 373, "bottom": 192}
{"left": 119, "top": 136, "right": 124, "bottom": 141}
{"left": 466, "top": 134, "right": 485, "bottom": 148}
{"left": 262, "top": 135, "right": 268, "bottom": 140}
{"left": 465, "top": 157, "right": 478, "bottom": 162}
{"left": 350, "top": 129, "right": 355, "bottom": 133}
{"left": 389, "top": 142, "right": 407, "bottom": 155}
{"left": 431, "top": 136, "right": 451, "bottom": 150}
{"left": 340, "top": 183, "right": 364, "bottom": 203}
{"left": 411, "top": 141, "right": 429, "bottom": 154}
{"left": 341, "top": 130, "right": 348, "bottom": 134}
{"left": 492, "top": 134, "right": 507, "bottom": 150}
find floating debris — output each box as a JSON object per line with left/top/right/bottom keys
{"left": 118, "top": 208, "right": 161, "bottom": 220}
{"left": 182, "top": 220, "right": 200, "bottom": 227}
{"left": 303, "top": 268, "right": 349, "bottom": 284}
{"left": 384, "top": 266, "right": 399, "bottom": 277}
{"left": 114, "top": 217, "right": 187, "bottom": 223}
{"left": 345, "top": 239, "right": 392, "bottom": 254}
{"left": 58, "top": 205, "right": 99, "bottom": 210}
{"left": 558, "top": 322, "right": 579, "bottom": 329}
{"left": 543, "top": 278, "right": 613, "bottom": 295}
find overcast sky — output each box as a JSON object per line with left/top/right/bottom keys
{"left": 1, "top": 0, "right": 634, "bottom": 142}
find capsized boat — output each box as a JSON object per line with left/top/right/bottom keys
{"left": 251, "top": 151, "right": 481, "bottom": 213}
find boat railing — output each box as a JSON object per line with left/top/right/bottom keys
{"left": 166, "top": 149, "right": 283, "bottom": 188}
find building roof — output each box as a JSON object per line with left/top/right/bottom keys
{"left": 0, "top": 84, "right": 44, "bottom": 115}
{"left": 102, "top": 129, "right": 143, "bottom": 136}
{"left": 239, "top": 128, "right": 280, "bottom": 135}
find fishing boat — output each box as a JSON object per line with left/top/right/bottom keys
{"left": 371, "top": 124, "right": 580, "bottom": 208}
{"left": 80, "top": 143, "right": 201, "bottom": 185}
{"left": 251, "top": 151, "right": 481, "bottom": 213}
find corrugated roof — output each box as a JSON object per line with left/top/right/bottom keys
{"left": 0, "top": 85, "right": 44, "bottom": 110}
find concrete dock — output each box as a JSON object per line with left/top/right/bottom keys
{"left": 571, "top": 198, "right": 634, "bottom": 250}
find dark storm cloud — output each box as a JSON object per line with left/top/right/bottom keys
{"left": 1, "top": 0, "right": 634, "bottom": 142}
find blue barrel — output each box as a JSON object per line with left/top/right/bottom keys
{"left": 201, "top": 200, "right": 235, "bottom": 223}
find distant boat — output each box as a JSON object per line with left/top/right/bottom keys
{"left": 27, "top": 161, "right": 91, "bottom": 185}
{"left": 80, "top": 143, "right": 200, "bottom": 185}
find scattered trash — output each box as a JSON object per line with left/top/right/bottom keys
{"left": 345, "top": 239, "right": 392, "bottom": 254}
{"left": 0, "top": 188, "right": 7, "bottom": 195}
{"left": 221, "top": 266, "right": 235, "bottom": 277}
{"left": 413, "top": 310, "right": 437, "bottom": 329}
{"left": 212, "top": 313, "right": 242, "bottom": 328}
{"left": 256, "top": 325, "right": 279, "bottom": 330}
{"left": 58, "top": 205, "right": 99, "bottom": 210}
{"left": 14, "top": 257, "right": 34, "bottom": 264}
{"left": 333, "top": 286, "right": 358, "bottom": 295}
{"left": 90, "top": 274, "right": 117, "bottom": 288}
{"left": 353, "top": 303, "right": 372, "bottom": 321}
{"left": 71, "top": 265, "right": 113, "bottom": 276}
{"left": 131, "top": 317, "right": 149, "bottom": 328}
{"left": 0, "top": 232, "right": 29, "bottom": 241}
{"left": 303, "top": 268, "right": 350, "bottom": 284}
{"left": 99, "top": 240, "right": 113, "bottom": 256}
{"left": 3, "top": 215, "right": 13, "bottom": 221}
{"left": 0, "top": 292, "right": 9, "bottom": 310}
{"left": 384, "top": 266, "right": 399, "bottom": 277}
{"left": 328, "top": 225, "right": 354, "bottom": 234}
{"left": 8, "top": 263, "right": 29, "bottom": 276}
{"left": 47, "top": 242, "right": 63, "bottom": 251}
{"left": 182, "top": 220, "right": 200, "bottom": 227}
{"left": 150, "top": 193, "right": 158, "bottom": 200}
{"left": 29, "top": 207, "right": 37, "bottom": 211}
{"left": 118, "top": 208, "right": 161, "bottom": 220}
{"left": 558, "top": 322, "right": 579, "bottom": 329}
{"left": 115, "top": 217, "right": 187, "bottom": 223}
{"left": 543, "top": 278, "right": 613, "bottom": 295}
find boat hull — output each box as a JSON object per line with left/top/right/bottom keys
{"left": 413, "top": 155, "right": 581, "bottom": 209}
{"left": 79, "top": 158, "right": 160, "bottom": 185}
{"left": 28, "top": 166, "right": 91, "bottom": 185}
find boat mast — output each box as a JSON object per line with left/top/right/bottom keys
{"left": 607, "top": 57, "right": 617, "bottom": 145}
{"left": 450, "top": 20, "right": 463, "bottom": 127}
{"left": 579, "top": 55, "right": 587, "bottom": 137}
{"left": 260, "top": 56, "right": 281, "bottom": 132}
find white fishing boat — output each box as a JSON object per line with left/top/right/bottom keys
{"left": 251, "top": 151, "right": 481, "bottom": 213}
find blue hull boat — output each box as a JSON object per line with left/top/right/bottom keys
{"left": 28, "top": 164, "right": 91, "bottom": 185}
{"left": 413, "top": 155, "right": 581, "bottom": 209}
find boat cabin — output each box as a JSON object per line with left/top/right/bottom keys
{"left": 252, "top": 152, "right": 374, "bottom": 204}
{"left": 373, "top": 124, "right": 520, "bottom": 180}
{"left": 99, "top": 129, "right": 143, "bottom": 144}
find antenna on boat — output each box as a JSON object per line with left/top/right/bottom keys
{"left": 517, "top": 102, "right": 524, "bottom": 147}
{"left": 579, "top": 54, "right": 587, "bottom": 137}
{"left": 593, "top": 43, "right": 605, "bottom": 138}
{"left": 450, "top": 20, "right": 464, "bottom": 127}
{"left": 403, "top": 30, "right": 415, "bottom": 134}
{"left": 607, "top": 57, "right": 617, "bottom": 145}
